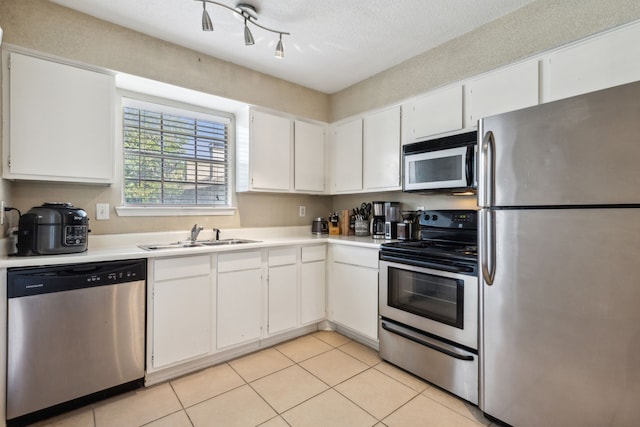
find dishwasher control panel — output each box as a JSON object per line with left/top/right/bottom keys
{"left": 7, "top": 259, "right": 147, "bottom": 298}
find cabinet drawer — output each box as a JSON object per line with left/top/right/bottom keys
{"left": 302, "top": 245, "right": 326, "bottom": 263}
{"left": 154, "top": 255, "right": 211, "bottom": 281}
{"left": 268, "top": 247, "right": 297, "bottom": 267}
{"left": 218, "top": 251, "right": 262, "bottom": 272}
{"left": 332, "top": 245, "right": 378, "bottom": 269}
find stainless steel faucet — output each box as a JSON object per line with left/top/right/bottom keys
{"left": 190, "top": 224, "right": 204, "bottom": 241}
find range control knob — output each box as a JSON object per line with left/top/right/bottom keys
{"left": 432, "top": 215, "right": 438, "bottom": 221}
{"left": 423, "top": 215, "right": 430, "bottom": 221}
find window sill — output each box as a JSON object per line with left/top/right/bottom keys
{"left": 115, "top": 206, "right": 236, "bottom": 217}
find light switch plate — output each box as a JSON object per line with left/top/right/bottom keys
{"left": 96, "top": 203, "right": 110, "bottom": 220}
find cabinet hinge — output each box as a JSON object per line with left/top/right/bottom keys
{"left": 7, "top": 57, "right": 10, "bottom": 70}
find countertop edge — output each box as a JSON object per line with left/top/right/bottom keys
{"left": 0, "top": 228, "right": 390, "bottom": 269}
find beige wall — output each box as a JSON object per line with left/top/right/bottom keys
{"left": 0, "top": 0, "right": 332, "bottom": 235}
{"left": 2, "top": 0, "right": 640, "bottom": 235}
{"left": 329, "top": 0, "right": 640, "bottom": 121}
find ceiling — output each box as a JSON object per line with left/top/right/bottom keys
{"left": 50, "top": 0, "right": 537, "bottom": 94}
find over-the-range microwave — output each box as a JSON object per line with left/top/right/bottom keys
{"left": 403, "top": 130, "right": 478, "bottom": 194}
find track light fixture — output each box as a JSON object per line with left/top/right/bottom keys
{"left": 196, "top": 0, "right": 290, "bottom": 58}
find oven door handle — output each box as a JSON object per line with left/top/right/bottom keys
{"left": 379, "top": 254, "right": 475, "bottom": 274}
{"left": 381, "top": 320, "right": 475, "bottom": 361}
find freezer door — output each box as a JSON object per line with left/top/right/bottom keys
{"left": 478, "top": 80, "right": 640, "bottom": 208}
{"left": 479, "top": 208, "right": 640, "bottom": 426}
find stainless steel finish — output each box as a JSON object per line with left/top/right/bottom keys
{"left": 7, "top": 276, "right": 145, "bottom": 420}
{"left": 480, "top": 209, "right": 640, "bottom": 426}
{"left": 404, "top": 146, "right": 469, "bottom": 191}
{"left": 379, "top": 319, "right": 478, "bottom": 404}
{"left": 477, "top": 128, "right": 494, "bottom": 208}
{"left": 479, "top": 209, "right": 495, "bottom": 286}
{"left": 479, "top": 81, "right": 640, "bottom": 426}
{"left": 379, "top": 260, "right": 478, "bottom": 350}
{"left": 372, "top": 201, "right": 385, "bottom": 217}
{"left": 190, "top": 223, "right": 204, "bottom": 241}
{"left": 479, "top": 81, "right": 640, "bottom": 207}
{"left": 138, "top": 238, "right": 260, "bottom": 250}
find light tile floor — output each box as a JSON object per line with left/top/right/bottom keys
{"left": 30, "top": 331, "right": 497, "bottom": 427}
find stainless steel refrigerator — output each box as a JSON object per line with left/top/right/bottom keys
{"left": 478, "top": 81, "right": 640, "bottom": 427}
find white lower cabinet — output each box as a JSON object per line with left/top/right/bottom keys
{"left": 217, "top": 250, "right": 263, "bottom": 349}
{"left": 267, "top": 247, "right": 298, "bottom": 334}
{"left": 329, "top": 245, "right": 379, "bottom": 341}
{"left": 150, "top": 255, "right": 213, "bottom": 369}
{"left": 300, "top": 245, "right": 326, "bottom": 324}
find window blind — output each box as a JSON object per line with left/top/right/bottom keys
{"left": 122, "top": 99, "right": 230, "bottom": 206}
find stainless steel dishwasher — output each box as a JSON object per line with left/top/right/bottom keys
{"left": 7, "top": 259, "right": 146, "bottom": 426}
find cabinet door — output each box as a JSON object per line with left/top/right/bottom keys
{"left": 152, "top": 257, "right": 212, "bottom": 368}
{"left": 404, "top": 85, "right": 463, "bottom": 142}
{"left": 466, "top": 60, "right": 539, "bottom": 126}
{"left": 217, "top": 268, "right": 263, "bottom": 348}
{"left": 301, "top": 260, "right": 326, "bottom": 324}
{"left": 363, "top": 106, "right": 401, "bottom": 191}
{"left": 332, "top": 118, "right": 363, "bottom": 193}
{"left": 250, "top": 110, "right": 292, "bottom": 191}
{"left": 546, "top": 24, "right": 640, "bottom": 102}
{"left": 268, "top": 264, "right": 298, "bottom": 334}
{"left": 294, "top": 120, "right": 325, "bottom": 192}
{"left": 6, "top": 52, "right": 114, "bottom": 183}
{"left": 331, "top": 262, "right": 379, "bottom": 341}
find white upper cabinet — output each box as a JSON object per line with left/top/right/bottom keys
{"left": 4, "top": 51, "right": 114, "bottom": 183}
{"left": 294, "top": 120, "right": 325, "bottom": 192}
{"left": 332, "top": 118, "right": 363, "bottom": 193}
{"left": 403, "top": 85, "right": 463, "bottom": 143}
{"left": 237, "top": 109, "right": 326, "bottom": 193}
{"left": 465, "top": 60, "right": 539, "bottom": 127}
{"left": 249, "top": 110, "right": 292, "bottom": 192}
{"left": 363, "top": 106, "right": 401, "bottom": 191}
{"left": 545, "top": 23, "right": 640, "bottom": 102}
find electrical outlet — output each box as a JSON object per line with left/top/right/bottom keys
{"left": 299, "top": 205, "right": 306, "bottom": 217}
{"left": 96, "top": 203, "right": 110, "bottom": 220}
{"left": 416, "top": 206, "right": 425, "bottom": 211}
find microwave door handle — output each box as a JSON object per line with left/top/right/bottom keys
{"left": 465, "top": 145, "right": 474, "bottom": 187}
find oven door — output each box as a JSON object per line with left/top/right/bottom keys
{"left": 379, "top": 260, "right": 478, "bottom": 350}
{"left": 403, "top": 145, "right": 474, "bottom": 191}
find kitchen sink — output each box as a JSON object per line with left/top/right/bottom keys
{"left": 138, "top": 238, "right": 260, "bottom": 251}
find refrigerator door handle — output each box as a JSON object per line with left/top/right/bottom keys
{"left": 481, "top": 209, "right": 496, "bottom": 285}
{"left": 479, "top": 130, "right": 495, "bottom": 207}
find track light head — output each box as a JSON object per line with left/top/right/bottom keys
{"left": 244, "top": 18, "right": 255, "bottom": 45}
{"left": 275, "top": 34, "right": 284, "bottom": 58}
{"left": 201, "top": 1, "right": 213, "bottom": 31}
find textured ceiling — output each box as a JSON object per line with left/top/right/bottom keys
{"left": 50, "top": 0, "right": 537, "bottom": 94}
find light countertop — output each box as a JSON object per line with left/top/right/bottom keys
{"left": 0, "top": 226, "right": 393, "bottom": 269}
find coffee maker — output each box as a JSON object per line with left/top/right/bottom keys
{"left": 370, "top": 201, "right": 386, "bottom": 239}
{"left": 384, "top": 202, "right": 401, "bottom": 239}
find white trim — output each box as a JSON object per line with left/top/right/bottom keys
{"left": 115, "top": 206, "right": 236, "bottom": 217}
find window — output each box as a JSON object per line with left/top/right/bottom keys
{"left": 122, "top": 97, "right": 232, "bottom": 208}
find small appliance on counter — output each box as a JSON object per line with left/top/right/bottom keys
{"left": 396, "top": 211, "right": 417, "bottom": 240}
{"left": 311, "top": 217, "right": 329, "bottom": 235}
{"left": 384, "top": 202, "right": 401, "bottom": 239}
{"left": 370, "top": 201, "right": 386, "bottom": 239}
{"left": 16, "top": 202, "right": 89, "bottom": 256}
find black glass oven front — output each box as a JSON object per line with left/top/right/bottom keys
{"left": 387, "top": 266, "right": 464, "bottom": 329}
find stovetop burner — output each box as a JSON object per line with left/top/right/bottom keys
{"left": 379, "top": 210, "right": 478, "bottom": 275}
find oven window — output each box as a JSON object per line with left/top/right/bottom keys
{"left": 409, "top": 155, "right": 462, "bottom": 184}
{"left": 388, "top": 267, "right": 464, "bottom": 328}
